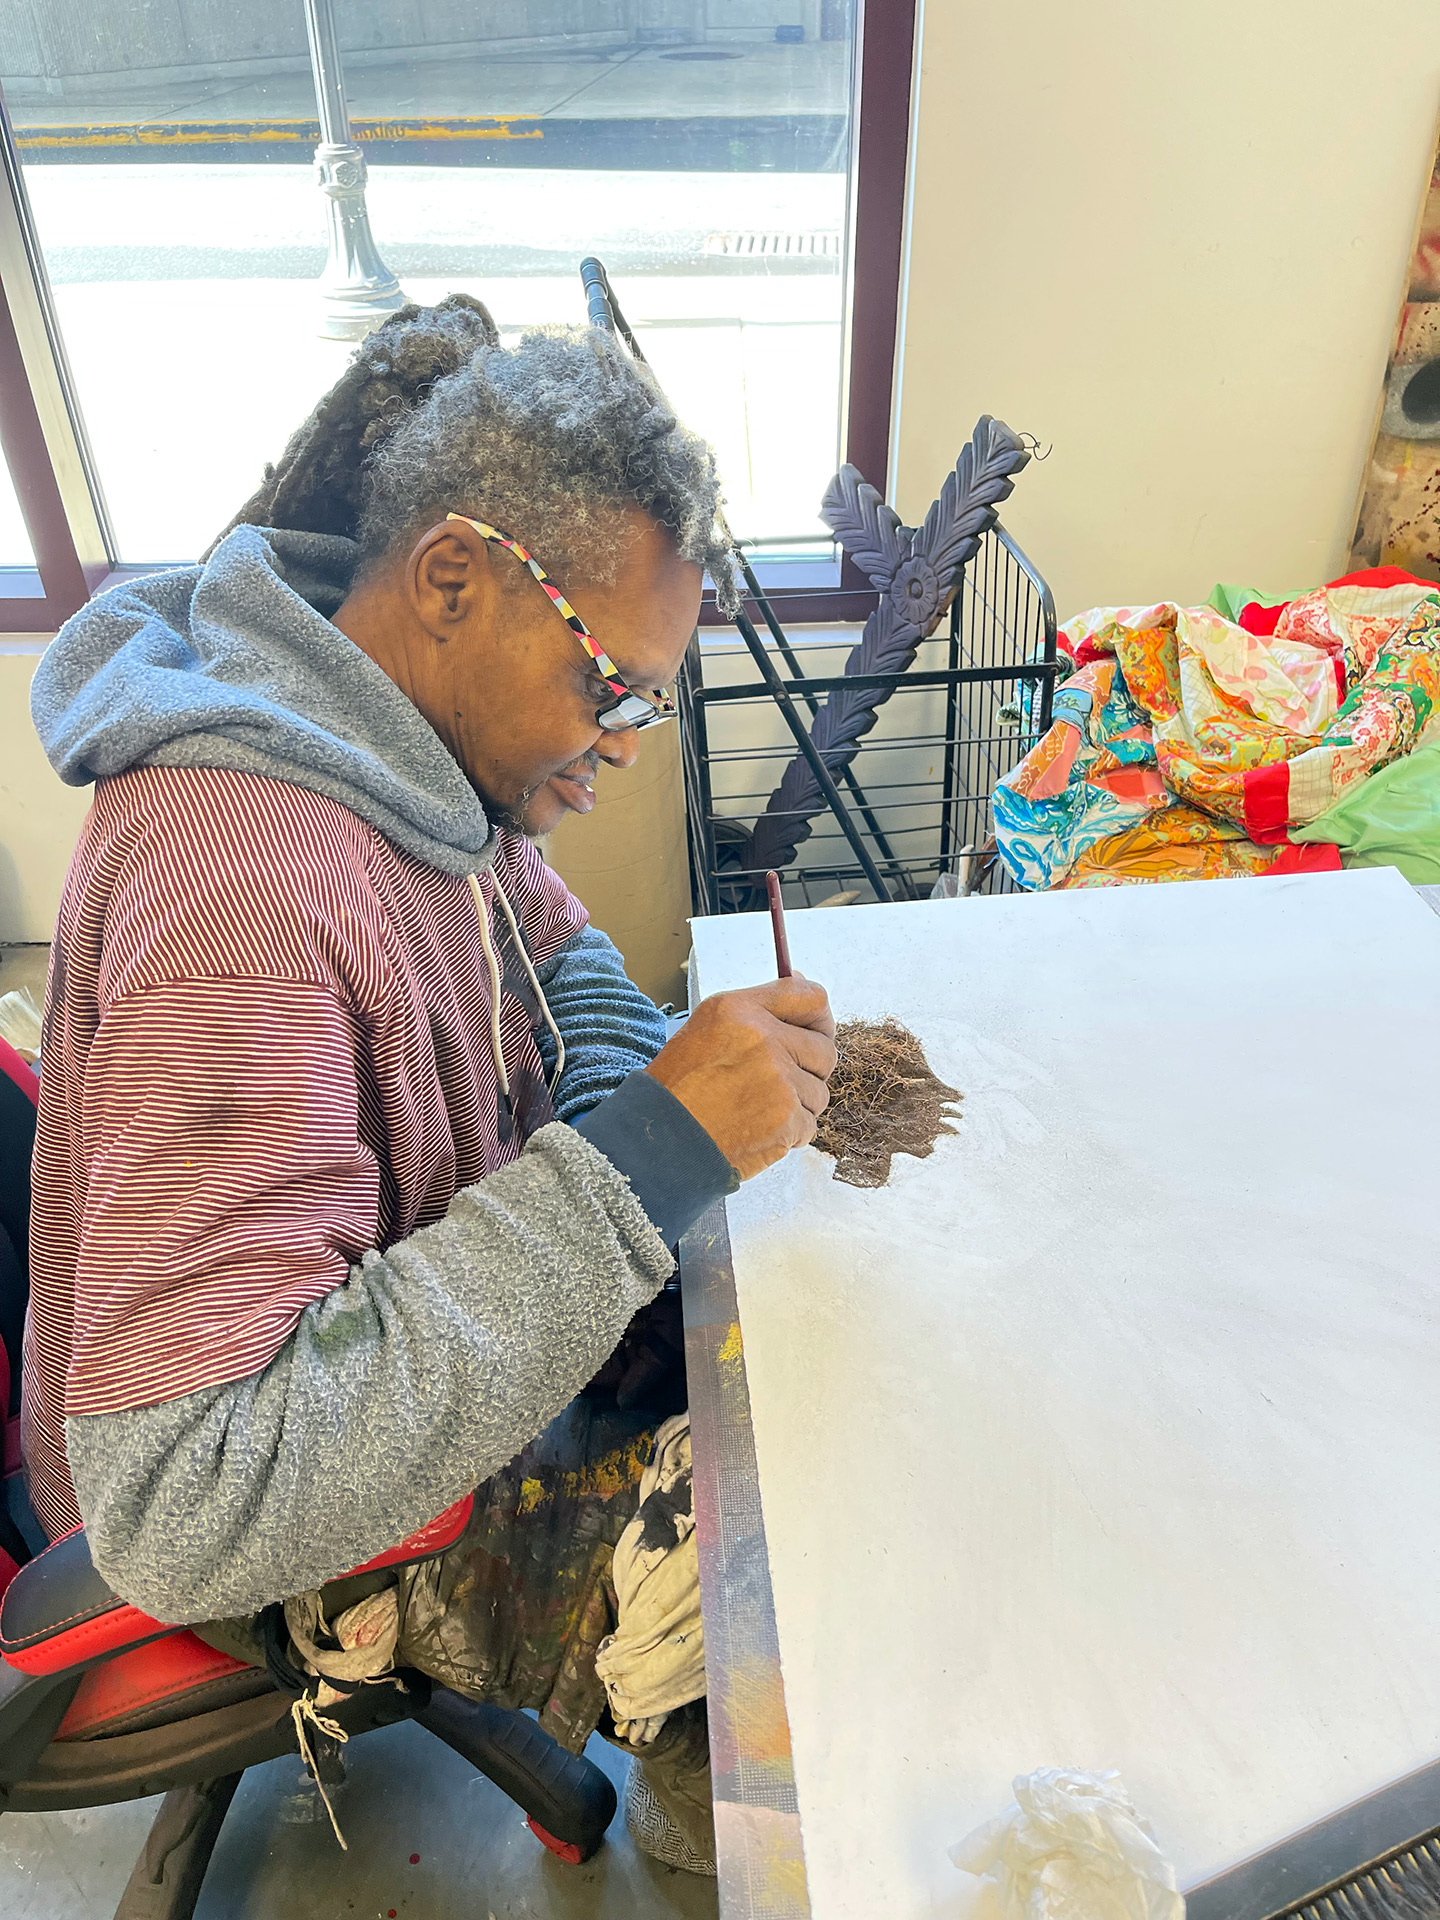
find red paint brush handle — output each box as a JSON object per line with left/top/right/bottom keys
{"left": 766, "top": 870, "right": 793, "bottom": 979}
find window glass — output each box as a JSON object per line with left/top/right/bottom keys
{"left": 3, "top": 2, "right": 855, "bottom": 563}
{"left": 0, "top": 445, "right": 36, "bottom": 567}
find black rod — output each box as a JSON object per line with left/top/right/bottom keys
{"left": 732, "top": 607, "right": 892, "bottom": 903}
{"left": 694, "top": 663, "right": 1057, "bottom": 701}
{"left": 939, "top": 596, "right": 960, "bottom": 872}
{"left": 734, "top": 549, "right": 916, "bottom": 895}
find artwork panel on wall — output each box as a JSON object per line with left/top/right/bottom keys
{"left": 1350, "top": 121, "right": 1440, "bottom": 578}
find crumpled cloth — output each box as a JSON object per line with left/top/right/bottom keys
{"left": 595, "top": 1412, "right": 704, "bottom": 1745}
{"left": 285, "top": 1586, "right": 399, "bottom": 1708}
{"left": 950, "top": 1768, "right": 1184, "bottom": 1920}
{"left": 994, "top": 569, "right": 1440, "bottom": 889}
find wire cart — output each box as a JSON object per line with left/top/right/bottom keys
{"left": 678, "top": 524, "right": 1059, "bottom": 914}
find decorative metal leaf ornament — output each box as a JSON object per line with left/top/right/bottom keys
{"left": 745, "top": 416, "right": 1031, "bottom": 880}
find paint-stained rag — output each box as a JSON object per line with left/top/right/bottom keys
{"left": 595, "top": 1413, "right": 704, "bottom": 1744}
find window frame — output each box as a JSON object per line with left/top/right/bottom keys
{"left": 700, "top": 0, "right": 917, "bottom": 626}
{"left": 0, "top": 0, "right": 916, "bottom": 633}
{"left": 0, "top": 86, "right": 116, "bottom": 630}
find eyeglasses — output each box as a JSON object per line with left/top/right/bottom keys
{"left": 446, "top": 513, "right": 677, "bottom": 733}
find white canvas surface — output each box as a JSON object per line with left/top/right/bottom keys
{"left": 688, "top": 869, "right": 1440, "bottom": 1919}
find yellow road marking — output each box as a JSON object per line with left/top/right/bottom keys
{"left": 15, "top": 115, "right": 545, "bottom": 151}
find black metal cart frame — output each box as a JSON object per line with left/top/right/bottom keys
{"left": 679, "top": 520, "right": 1059, "bottom": 915}
{"left": 578, "top": 252, "right": 1059, "bottom": 918}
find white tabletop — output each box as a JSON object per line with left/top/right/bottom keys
{"left": 689, "top": 868, "right": 1440, "bottom": 1920}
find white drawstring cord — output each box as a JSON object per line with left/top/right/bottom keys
{"left": 466, "top": 868, "right": 567, "bottom": 1101}
{"left": 488, "top": 867, "right": 567, "bottom": 1094}
{"left": 467, "top": 871, "right": 509, "bottom": 1100}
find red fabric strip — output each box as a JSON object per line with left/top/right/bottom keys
{"left": 1242, "top": 761, "right": 1293, "bottom": 843}
{"left": 1239, "top": 601, "right": 1285, "bottom": 637}
{"left": 1320, "top": 565, "right": 1435, "bottom": 593}
{"left": 1266, "top": 843, "right": 1343, "bottom": 876}
{"left": 1237, "top": 565, "right": 1437, "bottom": 636}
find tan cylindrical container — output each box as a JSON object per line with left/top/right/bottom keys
{"left": 544, "top": 719, "right": 692, "bottom": 1009}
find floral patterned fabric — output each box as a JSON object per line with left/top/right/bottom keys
{"left": 994, "top": 573, "right": 1440, "bottom": 890}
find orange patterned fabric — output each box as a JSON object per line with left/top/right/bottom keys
{"left": 995, "top": 576, "right": 1440, "bottom": 889}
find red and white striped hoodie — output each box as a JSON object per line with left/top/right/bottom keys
{"left": 23, "top": 526, "right": 723, "bottom": 1616}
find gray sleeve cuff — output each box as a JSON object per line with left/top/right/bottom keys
{"left": 574, "top": 1070, "right": 738, "bottom": 1247}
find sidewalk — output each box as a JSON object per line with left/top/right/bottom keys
{"left": 8, "top": 44, "right": 849, "bottom": 170}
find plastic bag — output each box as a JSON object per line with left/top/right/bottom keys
{"left": 0, "top": 987, "right": 41, "bottom": 1063}
{"left": 949, "top": 1768, "right": 1184, "bottom": 1920}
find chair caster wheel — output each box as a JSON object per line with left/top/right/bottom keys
{"left": 527, "top": 1814, "right": 601, "bottom": 1864}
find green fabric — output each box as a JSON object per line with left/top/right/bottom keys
{"left": 1293, "top": 733, "right": 1440, "bottom": 882}
{"left": 1206, "top": 583, "right": 1293, "bottom": 621}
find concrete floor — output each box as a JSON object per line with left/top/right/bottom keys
{"left": 0, "top": 944, "right": 48, "bottom": 1007}
{"left": 0, "top": 1720, "right": 718, "bottom": 1920}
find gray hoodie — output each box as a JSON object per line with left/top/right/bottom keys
{"left": 29, "top": 526, "right": 731, "bottom": 1622}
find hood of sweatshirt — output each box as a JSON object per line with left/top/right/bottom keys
{"left": 30, "top": 523, "right": 493, "bottom": 876}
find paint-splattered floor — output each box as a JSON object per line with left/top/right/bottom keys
{"left": 0, "top": 1720, "right": 718, "bottom": 1920}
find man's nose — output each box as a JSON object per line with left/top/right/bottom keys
{"left": 595, "top": 727, "right": 641, "bottom": 771}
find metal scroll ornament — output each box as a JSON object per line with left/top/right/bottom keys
{"left": 745, "top": 416, "right": 1031, "bottom": 879}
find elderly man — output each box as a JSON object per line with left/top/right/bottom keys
{"left": 25, "top": 295, "right": 835, "bottom": 1868}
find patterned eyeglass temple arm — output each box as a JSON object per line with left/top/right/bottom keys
{"left": 445, "top": 511, "right": 675, "bottom": 717}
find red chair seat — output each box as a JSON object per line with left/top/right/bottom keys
{"left": 48, "top": 1496, "right": 479, "bottom": 1739}
{"left": 0, "top": 1497, "right": 476, "bottom": 1678}
{"left": 55, "top": 1630, "right": 268, "bottom": 1740}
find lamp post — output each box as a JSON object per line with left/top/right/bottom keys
{"left": 302, "top": 0, "right": 405, "bottom": 340}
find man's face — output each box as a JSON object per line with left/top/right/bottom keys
{"left": 385, "top": 507, "right": 703, "bottom": 839}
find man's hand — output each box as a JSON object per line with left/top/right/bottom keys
{"left": 645, "top": 977, "right": 838, "bottom": 1181}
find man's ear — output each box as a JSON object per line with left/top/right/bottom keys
{"left": 406, "top": 522, "right": 500, "bottom": 641}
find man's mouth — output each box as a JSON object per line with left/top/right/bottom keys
{"left": 549, "top": 762, "right": 598, "bottom": 814}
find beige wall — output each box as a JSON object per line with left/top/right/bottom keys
{"left": 544, "top": 715, "right": 693, "bottom": 1009}
{"left": 893, "top": 0, "right": 1440, "bottom": 621}
{"left": 0, "top": 643, "right": 89, "bottom": 944}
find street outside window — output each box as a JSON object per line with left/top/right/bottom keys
{"left": 1, "top": 0, "right": 856, "bottom": 566}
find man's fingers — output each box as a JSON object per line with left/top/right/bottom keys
{"left": 792, "top": 1068, "right": 831, "bottom": 1119}
{"left": 779, "top": 1023, "right": 838, "bottom": 1081}
{"left": 652, "top": 976, "right": 840, "bottom": 1180}
{"left": 750, "top": 975, "right": 833, "bottom": 1033}
{"left": 787, "top": 973, "right": 837, "bottom": 1041}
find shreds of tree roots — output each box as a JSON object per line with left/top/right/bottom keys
{"left": 813, "top": 1016, "right": 962, "bottom": 1189}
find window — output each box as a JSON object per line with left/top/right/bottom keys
{"left": 0, "top": 450, "right": 33, "bottom": 569}
{"left": 0, "top": 0, "right": 914, "bottom": 624}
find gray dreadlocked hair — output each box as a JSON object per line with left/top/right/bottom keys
{"left": 216, "top": 292, "right": 737, "bottom": 610}
{"left": 363, "top": 320, "right": 736, "bottom": 609}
